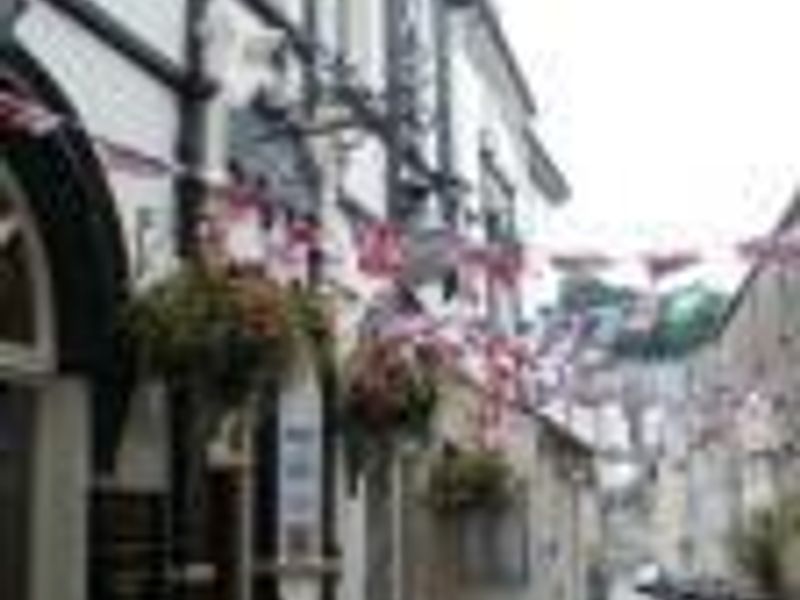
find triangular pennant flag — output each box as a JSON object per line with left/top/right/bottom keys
{"left": 356, "top": 221, "right": 407, "bottom": 277}
{"left": 642, "top": 250, "right": 701, "bottom": 281}
{"left": 549, "top": 251, "right": 613, "bottom": 274}
{"left": 286, "top": 217, "right": 320, "bottom": 248}
{"left": 0, "top": 91, "right": 62, "bottom": 135}
{"left": 738, "top": 234, "right": 800, "bottom": 264}
{"left": 96, "top": 137, "right": 171, "bottom": 177}
{"left": 488, "top": 245, "right": 525, "bottom": 286}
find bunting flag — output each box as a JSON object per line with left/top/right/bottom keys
{"left": 643, "top": 250, "right": 702, "bottom": 282}
{"left": 456, "top": 262, "right": 482, "bottom": 304}
{"left": 221, "top": 201, "right": 266, "bottom": 267}
{"left": 375, "top": 312, "right": 437, "bottom": 343}
{"left": 0, "top": 89, "right": 799, "bottom": 281}
{"left": 491, "top": 245, "right": 526, "bottom": 286}
{"left": 738, "top": 234, "right": 800, "bottom": 264}
{"left": 431, "top": 335, "right": 467, "bottom": 367}
{"left": 286, "top": 217, "right": 320, "bottom": 249}
{"left": 0, "top": 91, "right": 62, "bottom": 135}
{"left": 549, "top": 251, "right": 614, "bottom": 275}
{"left": 356, "top": 221, "right": 407, "bottom": 278}
{"left": 95, "top": 136, "right": 175, "bottom": 178}
{"left": 1, "top": 91, "right": 797, "bottom": 437}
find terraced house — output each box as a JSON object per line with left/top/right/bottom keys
{"left": 0, "top": 2, "right": 569, "bottom": 600}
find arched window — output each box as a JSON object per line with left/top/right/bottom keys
{"left": 0, "top": 162, "right": 52, "bottom": 373}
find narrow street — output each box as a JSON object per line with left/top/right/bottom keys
{"left": 0, "top": 1, "right": 799, "bottom": 600}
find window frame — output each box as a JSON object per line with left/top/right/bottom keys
{"left": 0, "top": 161, "right": 54, "bottom": 377}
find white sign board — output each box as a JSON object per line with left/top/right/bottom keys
{"left": 278, "top": 365, "right": 323, "bottom": 560}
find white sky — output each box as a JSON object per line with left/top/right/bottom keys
{"left": 498, "top": 0, "right": 800, "bottom": 288}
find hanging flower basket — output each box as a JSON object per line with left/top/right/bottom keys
{"left": 426, "top": 446, "right": 518, "bottom": 513}
{"left": 342, "top": 337, "right": 442, "bottom": 446}
{"left": 121, "top": 263, "right": 299, "bottom": 403}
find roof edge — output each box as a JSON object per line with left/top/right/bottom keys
{"left": 523, "top": 127, "right": 571, "bottom": 204}
{"left": 452, "top": 0, "right": 537, "bottom": 116}
{"left": 705, "top": 189, "right": 800, "bottom": 347}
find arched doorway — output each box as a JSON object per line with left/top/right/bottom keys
{"left": 0, "top": 158, "right": 52, "bottom": 600}
{"left": 0, "top": 43, "right": 128, "bottom": 600}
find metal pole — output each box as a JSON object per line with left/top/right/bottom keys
{"left": 434, "top": 0, "right": 456, "bottom": 226}
{"left": 239, "top": 389, "right": 258, "bottom": 600}
{"left": 177, "top": 0, "right": 212, "bottom": 258}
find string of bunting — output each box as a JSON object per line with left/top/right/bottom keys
{"left": 2, "top": 91, "right": 798, "bottom": 288}
{"left": 4, "top": 90, "right": 796, "bottom": 448}
{"left": 0, "top": 92, "right": 668, "bottom": 430}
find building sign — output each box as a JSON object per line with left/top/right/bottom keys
{"left": 228, "top": 100, "right": 319, "bottom": 217}
{"left": 278, "top": 369, "right": 322, "bottom": 560}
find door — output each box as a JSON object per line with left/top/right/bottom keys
{"left": 0, "top": 382, "right": 34, "bottom": 600}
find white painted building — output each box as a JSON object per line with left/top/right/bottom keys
{"left": 0, "top": 2, "right": 570, "bottom": 600}
{"left": 395, "top": 2, "right": 575, "bottom": 600}
{"left": 0, "top": 1, "right": 197, "bottom": 599}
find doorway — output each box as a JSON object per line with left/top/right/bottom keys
{"left": 0, "top": 382, "right": 35, "bottom": 600}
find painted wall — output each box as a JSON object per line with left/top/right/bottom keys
{"left": 17, "top": 1, "right": 183, "bottom": 286}
{"left": 31, "top": 378, "right": 90, "bottom": 600}
{"left": 89, "top": 0, "right": 188, "bottom": 64}
{"left": 10, "top": 5, "right": 187, "bottom": 600}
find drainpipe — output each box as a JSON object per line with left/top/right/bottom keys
{"left": 176, "top": 0, "right": 212, "bottom": 258}
{"left": 434, "top": 0, "right": 456, "bottom": 227}
{"left": 172, "top": 3, "right": 212, "bottom": 600}
{"left": 296, "top": 4, "right": 340, "bottom": 600}
{"left": 385, "top": 0, "right": 405, "bottom": 223}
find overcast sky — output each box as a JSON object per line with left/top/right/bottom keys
{"left": 497, "top": 0, "right": 800, "bottom": 288}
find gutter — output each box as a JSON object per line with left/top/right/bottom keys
{"left": 176, "top": 0, "right": 213, "bottom": 257}
{"left": 523, "top": 127, "right": 571, "bottom": 204}
{"left": 704, "top": 190, "right": 800, "bottom": 346}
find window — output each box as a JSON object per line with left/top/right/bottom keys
{"left": 0, "top": 190, "right": 35, "bottom": 346}
{"left": 479, "top": 143, "right": 519, "bottom": 333}
{"left": 479, "top": 146, "right": 516, "bottom": 245}
{"left": 0, "top": 161, "right": 53, "bottom": 373}
{"left": 0, "top": 383, "right": 34, "bottom": 600}
{"left": 455, "top": 506, "right": 530, "bottom": 586}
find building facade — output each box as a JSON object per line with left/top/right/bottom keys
{"left": 0, "top": 2, "right": 570, "bottom": 600}
{"left": 1, "top": 1, "right": 198, "bottom": 599}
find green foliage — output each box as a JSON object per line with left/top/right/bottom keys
{"left": 427, "top": 447, "right": 516, "bottom": 513}
{"left": 614, "top": 285, "right": 728, "bottom": 359}
{"left": 554, "top": 276, "right": 729, "bottom": 360}
{"left": 121, "top": 264, "right": 310, "bottom": 404}
{"left": 732, "top": 494, "right": 800, "bottom": 598}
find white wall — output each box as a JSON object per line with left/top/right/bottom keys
{"left": 31, "top": 377, "right": 90, "bottom": 600}
{"left": 88, "top": 0, "right": 188, "bottom": 64}
{"left": 18, "top": 2, "right": 183, "bottom": 285}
